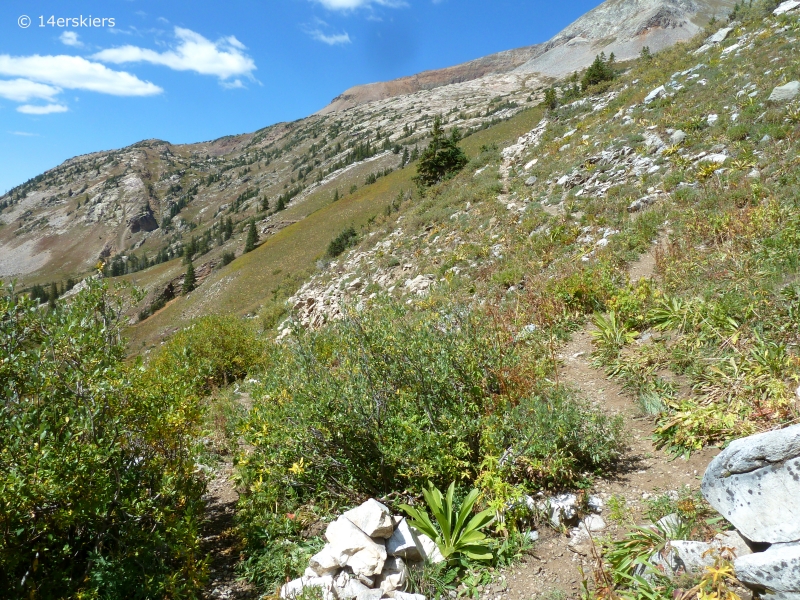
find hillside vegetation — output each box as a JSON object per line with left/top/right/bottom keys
{"left": 3, "top": 1, "right": 800, "bottom": 598}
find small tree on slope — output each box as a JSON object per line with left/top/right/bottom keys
{"left": 415, "top": 115, "right": 469, "bottom": 187}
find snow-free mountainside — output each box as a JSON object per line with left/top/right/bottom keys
{"left": 3, "top": 0, "right": 800, "bottom": 599}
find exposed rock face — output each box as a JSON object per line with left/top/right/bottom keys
{"left": 317, "top": 45, "right": 541, "bottom": 114}
{"left": 701, "top": 424, "right": 800, "bottom": 544}
{"left": 515, "top": 0, "right": 736, "bottom": 77}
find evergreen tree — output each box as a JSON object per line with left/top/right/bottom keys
{"left": 401, "top": 147, "right": 410, "bottom": 167}
{"left": 276, "top": 196, "right": 286, "bottom": 211}
{"left": 581, "top": 53, "right": 616, "bottom": 91}
{"left": 244, "top": 219, "right": 258, "bottom": 253}
{"left": 414, "top": 116, "right": 469, "bottom": 187}
{"left": 224, "top": 217, "right": 234, "bottom": 241}
{"left": 48, "top": 282, "right": 58, "bottom": 309}
{"left": 183, "top": 261, "right": 195, "bottom": 294}
{"left": 260, "top": 196, "right": 270, "bottom": 212}
{"left": 543, "top": 88, "right": 558, "bottom": 110}
{"left": 333, "top": 189, "right": 340, "bottom": 202}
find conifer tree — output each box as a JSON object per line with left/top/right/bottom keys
{"left": 244, "top": 219, "right": 258, "bottom": 253}
{"left": 414, "top": 116, "right": 468, "bottom": 187}
{"left": 183, "top": 261, "right": 195, "bottom": 294}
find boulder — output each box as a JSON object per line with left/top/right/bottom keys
{"left": 568, "top": 515, "right": 606, "bottom": 556}
{"left": 544, "top": 493, "right": 578, "bottom": 527}
{"left": 356, "top": 589, "right": 384, "bottom": 600}
{"left": 375, "top": 556, "right": 408, "bottom": 595}
{"left": 525, "top": 176, "right": 538, "bottom": 186}
{"left": 670, "top": 130, "right": 687, "bottom": 145}
{"left": 334, "top": 573, "right": 372, "bottom": 600}
{"left": 713, "top": 530, "right": 753, "bottom": 559}
{"left": 387, "top": 518, "right": 423, "bottom": 561}
{"left": 392, "top": 593, "right": 426, "bottom": 600}
{"left": 650, "top": 540, "right": 717, "bottom": 577}
{"left": 644, "top": 85, "right": 666, "bottom": 104}
{"left": 699, "top": 153, "right": 729, "bottom": 165}
{"left": 734, "top": 542, "right": 800, "bottom": 598}
{"left": 343, "top": 499, "right": 394, "bottom": 538}
{"left": 309, "top": 544, "right": 348, "bottom": 576}
{"left": 701, "top": 424, "right": 800, "bottom": 543}
{"left": 281, "top": 576, "right": 337, "bottom": 600}
{"left": 774, "top": 0, "right": 800, "bottom": 14}
{"left": 415, "top": 531, "right": 445, "bottom": 564}
{"left": 768, "top": 81, "right": 800, "bottom": 103}
{"left": 326, "top": 515, "right": 388, "bottom": 577}
{"left": 707, "top": 27, "right": 734, "bottom": 44}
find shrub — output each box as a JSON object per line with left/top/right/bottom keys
{"left": 0, "top": 280, "right": 206, "bottom": 598}
{"left": 327, "top": 226, "right": 358, "bottom": 258}
{"left": 148, "top": 314, "right": 268, "bottom": 394}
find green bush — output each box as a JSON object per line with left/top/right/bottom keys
{"left": 0, "top": 280, "right": 206, "bottom": 598}
{"left": 326, "top": 226, "right": 358, "bottom": 258}
{"left": 148, "top": 314, "right": 268, "bottom": 394}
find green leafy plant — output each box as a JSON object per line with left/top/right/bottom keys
{"left": 401, "top": 482, "right": 495, "bottom": 562}
{"left": 592, "top": 311, "right": 638, "bottom": 357}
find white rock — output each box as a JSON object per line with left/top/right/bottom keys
{"left": 326, "top": 515, "right": 387, "bottom": 577}
{"left": 644, "top": 85, "right": 666, "bottom": 104}
{"left": 525, "top": 176, "right": 538, "bottom": 186}
{"left": 735, "top": 542, "right": 800, "bottom": 597}
{"left": 655, "top": 513, "right": 684, "bottom": 538}
{"left": 650, "top": 541, "right": 718, "bottom": 576}
{"left": 670, "top": 130, "right": 687, "bottom": 145}
{"left": 387, "top": 518, "right": 423, "bottom": 561}
{"left": 769, "top": 81, "right": 800, "bottom": 103}
{"left": 281, "top": 576, "right": 337, "bottom": 600}
{"left": 375, "top": 556, "right": 408, "bottom": 595}
{"left": 309, "top": 545, "right": 347, "bottom": 576}
{"left": 414, "top": 531, "right": 445, "bottom": 564}
{"left": 356, "top": 589, "right": 383, "bottom": 600}
{"left": 393, "top": 593, "right": 426, "bottom": 600}
{"left": 774, "top": 0, "right": 800, "bottom": 14}
{"left": 588, "top": 495, "right": 603, "bottom": 514}
{"left": 707, "top": 27, "right": 734, "bottom": 44}
{"left": 343, "top": 499, "right": 394, "bottom": 538}
{"left": 334, "top": 572, "right": 370, "bottom": 600}
{"left": 699, "top": 153, "right": 729, "bottom": 164}
{"left": 701, "top": 424, "right": 800, "bottom": 543}
{"left": 713, "top": 530, "right": 753, "bottom": 559}
{"left": 707, "top": 114, "right": 719, "bottom": 126}
{"left": 583, "top": 514, "right": 606, "bottom": 532}
{"left": 545, "top": 493, "right": 578, "bottom": 527}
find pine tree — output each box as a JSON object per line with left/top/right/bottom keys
{"left": 333, "top": 189, "right": 340, "bottom": 202}
{"left": 183, "top": 261, "right": 195, "bottom": 294}
{"left": 224, "top": 217, "right": 233, "bottom": 241}
{"left": 48, "top": 282, "right": 58, "bottom": 309}
{"left": 244, "top": 219, "right": 258, "bottom": 253}
{"left": 543, "top": 88, "right": 558, "bottom": 110}
{"left": 581, "top": 53, "right": 616, "bottom": 91}
{"left": 414, "top": 116, "right": 469, "bottom": 187}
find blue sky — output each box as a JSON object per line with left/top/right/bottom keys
{"left": 0, "top": 0, "right": 603, "bottom": 193}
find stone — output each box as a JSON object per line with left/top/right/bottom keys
{"left": 774, "top": 0, "right": 800, "bottom": 14}
{"left": 545, "top": 493, "right": 578, "bottom": 527}
{"left": 713, "top": 530, "right": 753, "bottom": 560}
{"left": 650, "top": 540, "right": 718, "bottom": 577}
{"left": 699, "top": 153, "right": 729, "bottom": 164}
{"left": 701, "top": 423, "right": 800, "bottom": 544}
{"left": 644, "top": 132, "right": 666, "bottom": 153}
{"left": 281, "top": 576, "right": 337, "bottom": 600}
{"left": 644, "top": 85, "right": 666, "bottom": 104}
{"left": 707, "top": 114, "right": 719, "bottom": 126}
{"left": 325, "top": 515, "right": 388, "bottom": 577}
{"left": 415, "top": 531, "right": 445, "bottom": 564}
{"left": 392, "top": 593, "right": 426, "bottom": 600}
{"left": 655, "top": 513, "right": 684, "bottom": 538}
{"left": 525, "top": 176, "right": 538, "bottom": 186}
{"left": 356, "top": 589, "right": 384, "bottom": 600}
{"left": 670, "top": 130, "right": 687, "bottom": 145}
{"left": 734, "top": 542, "right": 800, "bottom": 597}
{"left": 707, "top": 27, "right": 734, "bottom": 44}
{"left": 568, "top": 515, "right": 606, "bottom": 556}
{"left": 748, "top": 169, "right": 761, "bottom": 179}
{"left": 375, "top": 556, "right": 408, "bottom": 595}
{"left": 769, "top": 81, "right": 800, "bottom": 103}
{"left": 387, "top": 518, "right": 423, "bottom": 561}
{"left": 335, "top": 572, "right": 372, "bottom": 600}
{"left": 309, "top": 544, "right": 347, "bottom": 576}
{"left": 343, "top": 499, "right": 394, "bottom": 538}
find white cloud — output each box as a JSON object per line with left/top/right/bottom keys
{"left": 0, "top": 55, "right": 162, "bottom": 96}
{"left": 0, "top": 79, "right": 61, "bottom": 103}
{"left": 17, "top": 104, "right": 68, "bottom": 115}
{"left": 9, "top": 131, "right": 40, "bottom": 136}
{"left": 308, "top": 29, "right": 352, "bottom": 45}
{"left": 312, "top": 0, "right": 407, "bottom": 10}
{"left": 60, "top": 31, "right": 83, "bottom": 47}
{"left": 92, "top": 27, "right": 256, "bottom": 82}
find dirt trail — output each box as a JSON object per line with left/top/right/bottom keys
{"left": 499, "top": 249, "right": 720, "bottom": 600}
{"left": 202, "top": 392, "right": 257, "bottom": 600}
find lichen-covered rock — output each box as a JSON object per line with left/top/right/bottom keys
{"left": 701, "top": 424, "right": 800, "bottom": 544}
{"left": 769, "top": 81, "right": 800, "bottom": 103}
{"left": 734, "top": 542, "right": 800, "bottom": 599}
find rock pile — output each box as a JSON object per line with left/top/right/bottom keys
{"left": 702, "top": 424, "right": 800, "bottom": 599}
{"left": 281, "top": 499, "right": 443, "bottom": 600}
